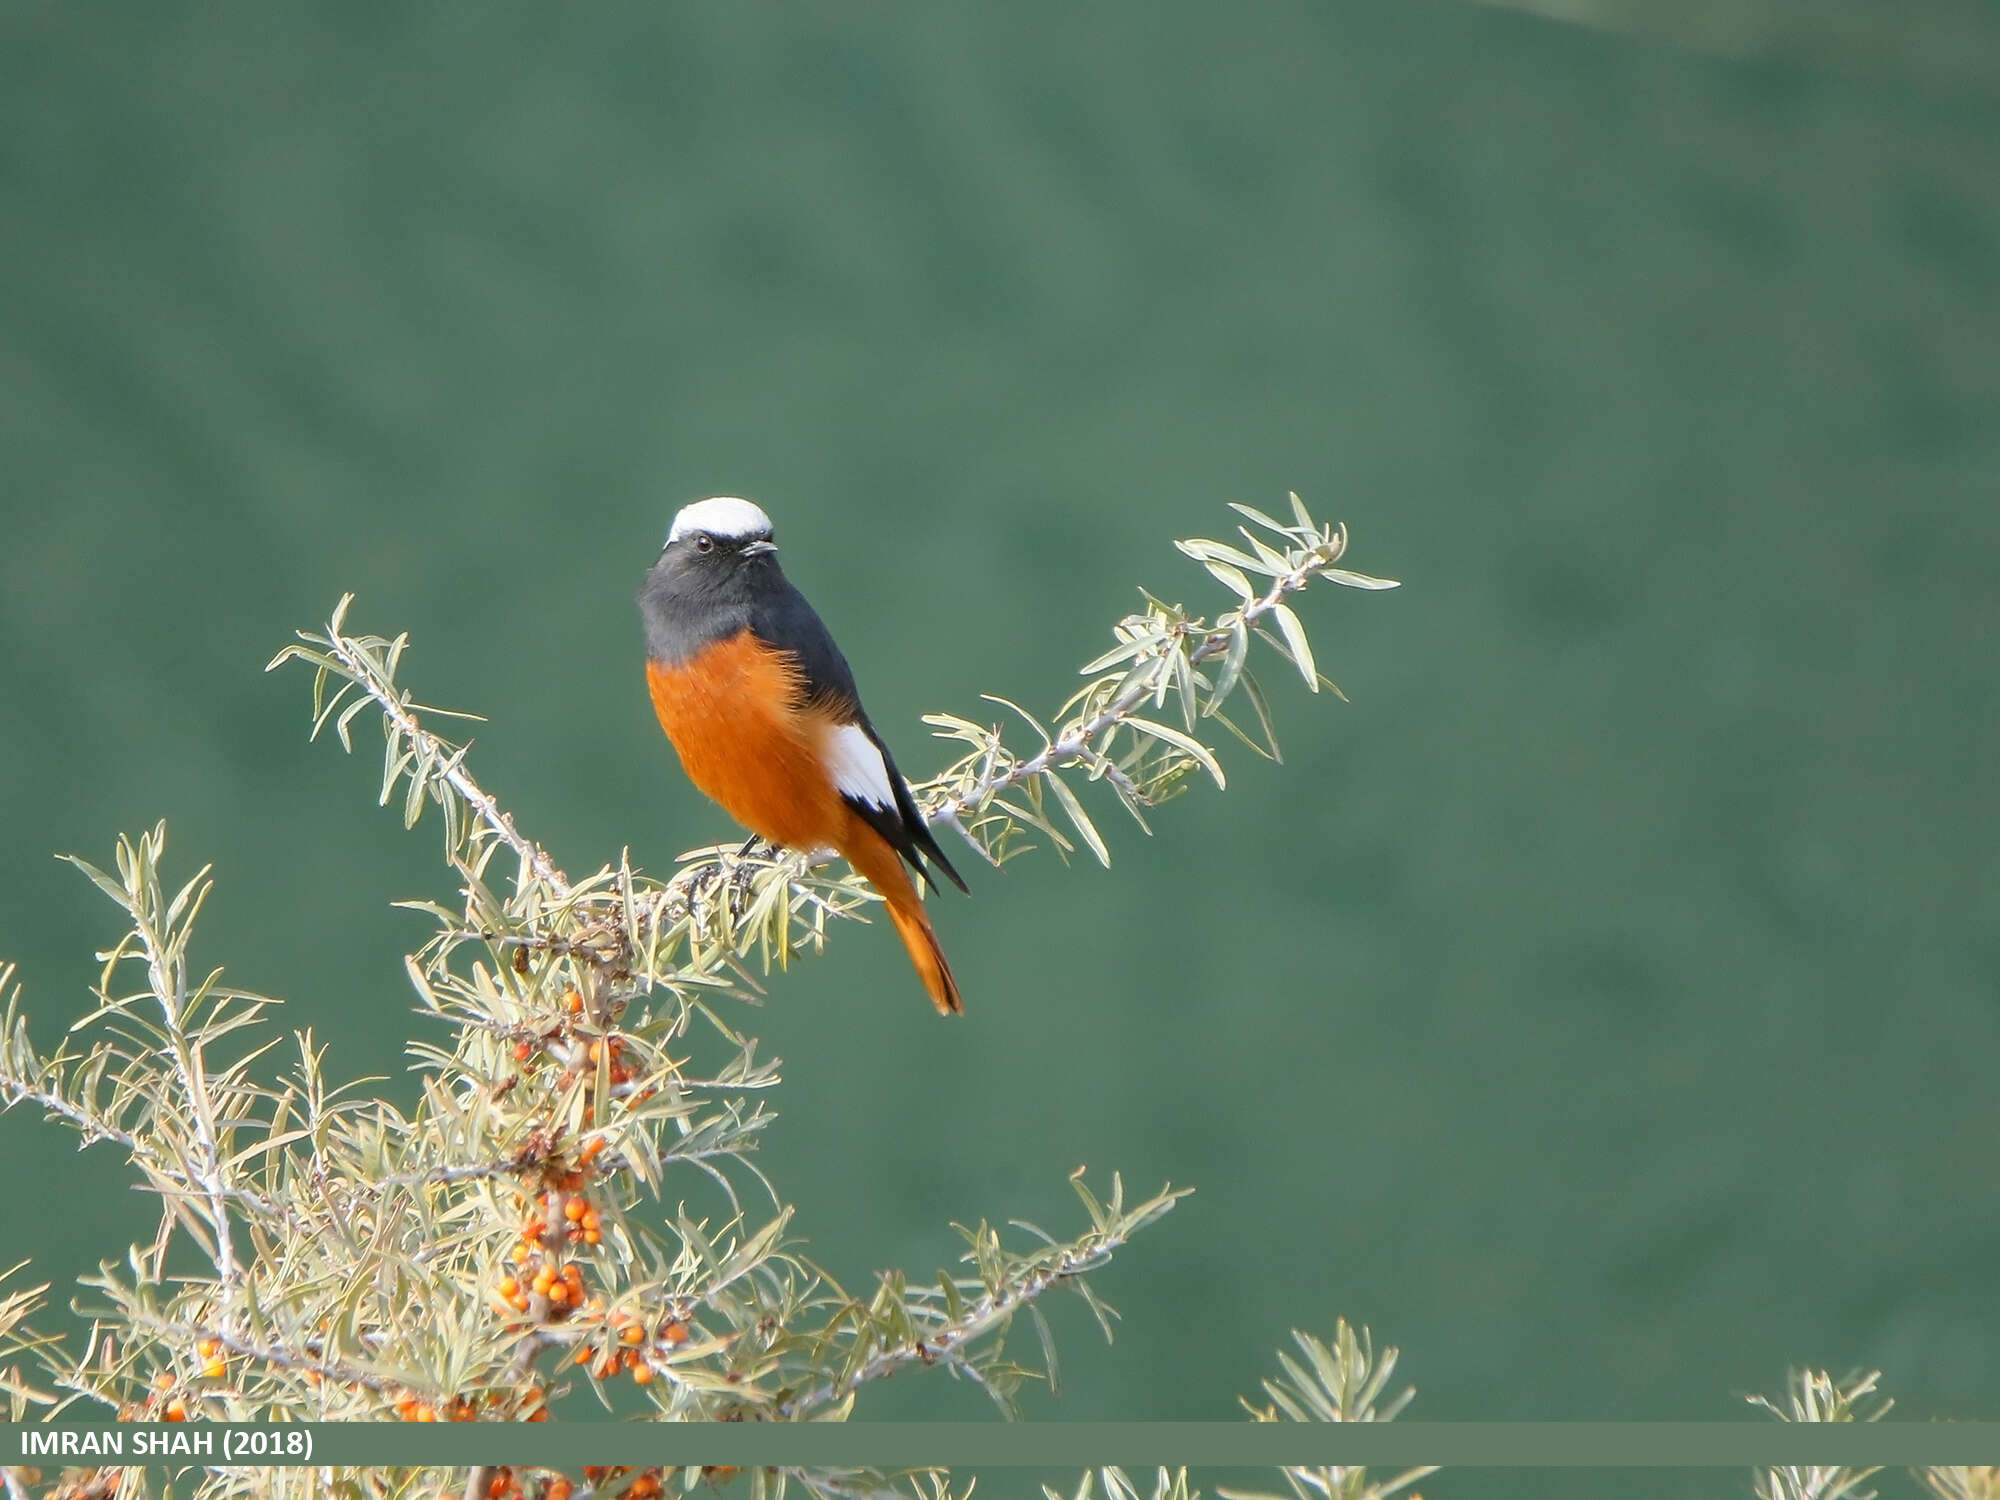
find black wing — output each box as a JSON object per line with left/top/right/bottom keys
{"left": 748, "top": 579, "right": 969, "bottom": 896}
{"left": 854, "top": 719, "right": 969, "bottom": 896}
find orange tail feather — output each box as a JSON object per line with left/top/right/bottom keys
{"left": 843, "top": 826, "right": 964, "bottom": 1015}
{"left": 884, "top": 895, "right": 963, "bottom": 1015}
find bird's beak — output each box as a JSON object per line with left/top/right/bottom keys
{"left": 741, "top": 539, "right": 777, "bottom": 558}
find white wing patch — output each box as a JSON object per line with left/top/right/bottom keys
{"left": 669, "top": 496, "right": 773, "bottom": 545}
{"left": 822, "top": 723, "right": 897, "bottom": 811}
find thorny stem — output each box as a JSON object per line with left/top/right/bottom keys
{"left": 1, "top": 1074, "right": 310, "bottom": 1243}
{"left": 316, "top": 610, "right": 572, "bottom": 899}
{"left": 140, "top": 899, "right": 241, "bottom": 1294}
{"left": 0, "top": 1078, "right": 140, "bottom": 1152}
{"left": 379, "top": 1126, "right": 757, "bottom": 1191}
{"left": 202, "top": 1326, "right": 401, "bottom": 1397}
{"left": 777, "top": 1227, "right": 1141, "bottom": 1421}
{"left": 925, "top": 546, "right": 1334, "bottom": 827}
{"left": 61, "top": 1311, "right": 403, "bottom": 1405}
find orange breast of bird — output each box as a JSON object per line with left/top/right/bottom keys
{"left": 645, "top": 629, "right": 849, "bottom": 853}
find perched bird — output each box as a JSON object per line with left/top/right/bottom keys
{"left": 637, "top": 497, "right": 969, "bottom": 1014}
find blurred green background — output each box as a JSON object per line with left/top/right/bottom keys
{"left": 3, "top": 2, "right": 1997, "bottom": 1493}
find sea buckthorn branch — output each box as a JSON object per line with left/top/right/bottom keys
{"left": 0, "top": 980, "right": 308, "bottom": 1248}
{"left": 0, "top": 995, "right": 140, "bottom": 1153}
{"left": 779, "top": 1170, "right": 1186, "bottom": 1422}
{"left": 1, "top": 832, "right": 784, "bottom": 1435}
{"left": 1219, "top": 1320, "right": 1434, "bottom": 1500}
{"left": 1748, "top": 1367, "right": 1889, "bottom": 1500}
{"left": 267, "top": 596, "right": 572, "bottom": 900}
{"left": 0, "top": 809, "right": 1182, "bottom": 1453}
{"left": 99, "top": 1309, "right": 404, "bottom": 1401}
{"left": 919, "top": 494, "right": 1397, "bottom": 870}
{"left": 34, "top": 829, "right": 261, "bottom": 1296}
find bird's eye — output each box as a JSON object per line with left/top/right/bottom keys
{"left": 694, "top": 533, "right": 715, "bottom": 553}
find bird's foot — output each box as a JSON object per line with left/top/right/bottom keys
{"left": 719, "top": 836, "right": 779, "bottom": 921}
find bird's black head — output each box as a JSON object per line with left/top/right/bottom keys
{"left": 639, "top": 496, "right": 785, "bottom": 663}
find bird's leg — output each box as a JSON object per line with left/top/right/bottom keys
{"left": 725, "top": 833, "right": 776, "bottom": 920}
{"left": 683, "top": 862, "right": 721, "bottom": 945}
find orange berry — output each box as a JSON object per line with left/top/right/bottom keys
{"left": 564, "top": 1195, "right": 588, "bottom": 1222}
{"left": 510, "top": 1293, "right": 531, "bottom": 1312}
{"left": 511, "top": 1243, "right": 531, "bottom": 1265}
{"left": 416, "top": 1404, "right": 437, "bottom": 1422}
{"left": 662, "top": 1319, "right": 689, "bottom": 1346}
{"left": 532, "top": 1269, "right": 556, "bottom": 1294}
{"left": 512, "top": 1041, "right": 533, "bottom": 1063}
{"left": 562, "top": 990, "right": 583, "bottom": 1014}
{"left": 579, "top": 1138, "right": 605, "bottom": 1166}
{"left": 595, "top": 1355, "right": 619, "bottom": 1380}
{"left": 151, "top": 1371, "right": 174, "bottom": 1392}
{"left": 164, "top": 1399, "right": 187, "bottom": 1422}
{"left": 618, "top": 1323, "right": 645, "bottom": 1345}
{"left": 547, "top": 1482, "right": 573, "bottom": 1500}
{"left": 202, "top": 1358, "right": 226, "bottom": 1379}
{"left": 498, "top": 1276, "right": 519, "bottom": 1298}
{"left": 527, "top": 1406, "right": 549, "bottom": 1422}
{"left": 631, "top": 1362, "right": 653, "bottom": 1386}
{"left": 547, "top": 1282, "right": 571, "bottom": 1307}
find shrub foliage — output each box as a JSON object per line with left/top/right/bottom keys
{"left": 2, "top": 501, "right": 1424, "bottom": 1499}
